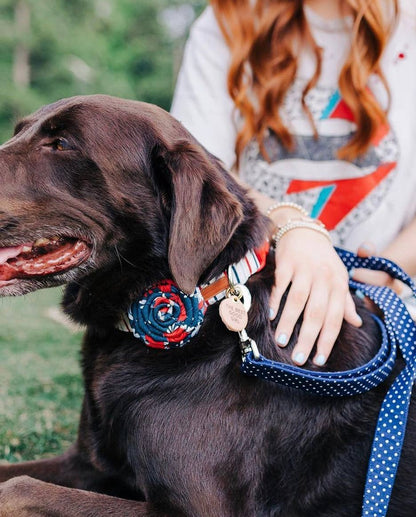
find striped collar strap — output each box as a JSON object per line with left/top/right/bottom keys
{"left": 241, "top": 248, "right": 416, "bottom": 517}
{"left": 199, "top": 240, "right": 269, "bottom": 305}
{"left": 118, "top": 241, "right": 269, "bottom": 347}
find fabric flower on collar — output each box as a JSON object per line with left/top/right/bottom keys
{"left": 128, "top": 279, "right": 207, "bottom": 349}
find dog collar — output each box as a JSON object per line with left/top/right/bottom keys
{"left": 118, "top": 241, "right": 269, "bottom": 348}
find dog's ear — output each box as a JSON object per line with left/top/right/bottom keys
{"left": 152, "top": 140, "right": 243, "bottom": 294}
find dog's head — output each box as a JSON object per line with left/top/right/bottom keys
{"left": 0, "top": 95, "right": 266, "bottom": 323}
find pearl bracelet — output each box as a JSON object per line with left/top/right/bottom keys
{"left": 266, "top": 201, "right": 309, "bottom": 219}
{"left": 272, "top": 218, "right": 331, "bottom": 248}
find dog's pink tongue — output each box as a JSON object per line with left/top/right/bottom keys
{"left": 0, "top": 245, "right": 26, "bottom": 265}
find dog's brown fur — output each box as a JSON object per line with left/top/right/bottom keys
{"left": 0, "top": 95, "right": 415, "bottom": 516}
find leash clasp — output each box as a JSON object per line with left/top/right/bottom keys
{"left": 238, "top": 329, "right": 260, "bottom": 360}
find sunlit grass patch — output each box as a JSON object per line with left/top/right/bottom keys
{"left": 0, "top": 288, "right": 83, "bottom": 462}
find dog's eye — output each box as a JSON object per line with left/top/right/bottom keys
{"left": 54, "top": 138, "right": 71, "bottom": 151}
{"left": 47, "top": 137, "right": 72, "bottom": 152}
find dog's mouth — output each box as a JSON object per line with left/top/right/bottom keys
{"left": 0, "top": 236, "right": 91, "bottom": 287}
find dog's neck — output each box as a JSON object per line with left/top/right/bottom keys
{"left": 118, "top": 241, "right": 270, "bottom": 348}
{"left": 114, "top": 186, "right": 272, "bottom": 349}
{"left": 63, "top": 183, "right": 272, "bottom": 329}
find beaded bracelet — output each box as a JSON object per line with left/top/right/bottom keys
{"left": 266, "top": 201, "right": 309, "bottom": 219}
{"left": 272, "top": 218, "right": 331, "bottom": 249}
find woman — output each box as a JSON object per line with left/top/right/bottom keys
{"left": 171, "top": 0, "right": 416, "bottom": 366}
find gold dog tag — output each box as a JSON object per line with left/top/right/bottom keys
{"left": 219, "top": 296, "right": 248, "bottom": 332}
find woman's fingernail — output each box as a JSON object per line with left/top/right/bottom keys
{"left": 293, "top": 351, "right": 305, "bottom": 365}
{"left": 314, "top": 354, "right": 326, "bottom": 366}
{"left": 356, "top": 315, "right": 363, "bottom": 326}
{"left": 359, "top": 243, "right": 374, "bottom": 253}
{"left": 349, "top": 267, "right": 356, "bottom": 279}
{"left": 355, "top": 289, "right": 365, "bottom": 299}
{"left": 269, "top": 307, "right": 276, "bottom": 320}
{"left": 276, "top": 333, "right": 288, "bottom": 346}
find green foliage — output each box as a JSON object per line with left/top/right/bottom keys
{"left": 0, "top": 0, "right": 205, "bottom": 142}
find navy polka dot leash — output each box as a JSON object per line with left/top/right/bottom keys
{"left": 241, "top": 247, "right": 416, "bottom": 517}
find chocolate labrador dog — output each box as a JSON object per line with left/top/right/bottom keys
{"left": 0, "top": 95, "right": 415, "bottom": 516}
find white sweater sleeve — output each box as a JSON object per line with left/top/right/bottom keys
{"left": 170, "top": 7, "right": 238, "bottom": 169}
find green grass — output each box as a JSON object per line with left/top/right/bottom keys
{"left": 0, "top": 288, "right": 84, "bottom": 462}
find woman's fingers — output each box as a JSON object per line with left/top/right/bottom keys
{"left": 343, "top": 290, "right": 364, "bottom": 326}
{"left": 290, "top": 275, "right": 330, "bottom": 365}
{"left": 270, "top": 229, "right": 363, "bottom": 366}
{"left": 355, "top": 241, "right": 403, "bottom": 294}
{"left": 274, "top": 273, "right": 312, "bottom": 350}
{"left": 351, "top": 268, "right": 403, "bottom": 295}
{"left": 269, "top": 233, "right": 402, "bottom": 367}
{"left": 269, "top": 263, "right": 293, "bottom": 322}
{"left": 290, "top": 276, "right": 362, "bottom": 366}
{"left": 313, "top": 291, "right": 361, "bottom": 366}
{"left": 357, "top": 241, "right": 376, "bottom": 258}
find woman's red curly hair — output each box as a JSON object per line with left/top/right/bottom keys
{"left": 210, "top": 0, "right": 398, "bottom": 165}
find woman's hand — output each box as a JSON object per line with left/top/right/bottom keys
{"left": 269, "top": 229, "right": 362, "bottom": 366}
{"left": 350, "top": 242, "right": 403, "bottom": 294}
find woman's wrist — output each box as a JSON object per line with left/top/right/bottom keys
{"left": 265, "top": 201, "right": 331, "bottom": 248}
{"left": 272, "top": 217, "right": 331, "bottom": 248}
{"left": 266, "top": 201, "right": 308, "bottom": 219}
{"left": 266, "top": 202, "right": 309, "bottom": 232}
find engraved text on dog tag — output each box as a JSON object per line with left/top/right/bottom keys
{"left": 219, "top": 296, "right": 248, "bottom": 332}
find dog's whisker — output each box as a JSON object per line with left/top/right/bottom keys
{"left": 114, "top": 245, "right": 123, "bottom": 272}
{"left": 113, "top": 245, "right": 137, "bottom": 269}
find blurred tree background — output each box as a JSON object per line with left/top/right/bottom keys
{"left": 0, "top": 0, "right": 205, "bottom": 142}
